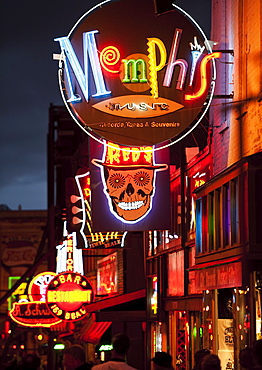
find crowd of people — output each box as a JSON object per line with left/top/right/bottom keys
{"left": 3, "top": 335, "right": 262, "bottom": 370}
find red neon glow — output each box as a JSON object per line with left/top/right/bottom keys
{"left": 184, "top": 52, "right": 221, "bottom": 101}
{"left": 9, "top": 301, "right": 62, "bottom": 327}
{"left": 100, "top": 46, "right": 121, "bottom": 73}
{"left": 28, "top": 271, "right": 56, "bottom": 302}
{"left": 46, "top": 272, "right": 94, "bottom": 322}
{"left": 99, "top": 142, "right": 154, "bottom": 167}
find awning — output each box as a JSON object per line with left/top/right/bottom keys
{"left": 86, "top": 289, "right": 146, "bottom": 312}
{"left": 81, "top": 320, "right": 112, "bottom": 344}
{"left": 188, "top": 256, "right": 241, "bottom": 271}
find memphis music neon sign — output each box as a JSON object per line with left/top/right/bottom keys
{"left": 54, "top": 0, "right": 221, "bottom": 146}
{"left": 56, "top": 32, "right": 219, "bottom": 106}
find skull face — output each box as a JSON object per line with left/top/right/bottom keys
{"left": 104, "top": 167, "right": 155, "bottom": 221}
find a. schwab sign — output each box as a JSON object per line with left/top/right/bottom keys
{"left": 54, "top": 0, "right": 220, "bottom": 147}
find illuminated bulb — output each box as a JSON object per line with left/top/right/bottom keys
{"left": 206, "top": 305, "right": 210, "bottom": 311}
{"left": 237, "top": 306, "right": 240, "bottom": 311}
{"left": 239, "top": 324, "right": 242, "bottom": 330}
{"left": 206, "top": 290, "right": 209, "bottom": 294}
{"left": 37, "top": 334, "right": 43, "bottom": 341}
{"left": 210, "top": 334, "right": 213, "bottom": 340}
{"left": 20, "top": 345, "right": 25, "bottom": 349}
{"left": 241, "top": 335, "right": 244, "bottom": 340}
{"left": 208, "top": 324, "right": 212, "bottom": 330}
{"left": 8, "top": 330, "right": 11, "bottom": 334}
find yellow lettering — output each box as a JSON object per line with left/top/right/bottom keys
{"left": 48, "top": 291, "right": 56, "bottom": 302}
{"left": 143, "top": 147, "right": 153, "bottom": 164}
{"left": 147, "top": 37, "right": 167, "bottom": 98}
{"left": 106, "top": 142, "right": 121, "bottom": 164}
{"left": 74, "top": 275, "right": 81, "bottom": 284}
{"left": 76, "top": 311, "right": 81, "bottom": 318}
{"left": 59, "top": 275, "right": 65, "bottom": 284}
{"left": 67, "top": 274, "right": 73, "bottom": 282}
{"left": 122, "top": 148, "right": 131, "bottom": 161}
{"left": 131, "top": 148, "right": 140, "bottom": 162}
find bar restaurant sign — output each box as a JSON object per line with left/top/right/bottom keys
{"left": 46, "top": 272, "right": 94, "bottom": 321}
{"left": 55, "top": 0, "right": 220, "bottom": 147}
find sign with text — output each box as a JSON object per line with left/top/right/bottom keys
{"left": 195, "top": 261, "right": 242, "bottom": 291}
{"left": 89, "top": 138, "right": 171, "bottom": 231}
{"left": 66, "top": 172, "right": 128, "bottom": 248}
{"left": 55, "top": 0, "right": 220, "bottom": 146}
{"left": 9, "top": 271, "right": 62, "bottom": 328}
{"left": 97, "top": 253, "right": 118, "bottom": 296}
{"left": 46, "top": 272, "right": 94, "bottom": 321}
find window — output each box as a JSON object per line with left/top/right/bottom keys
{"left": 196, "top": 176, "right": 240, "bottom": 255}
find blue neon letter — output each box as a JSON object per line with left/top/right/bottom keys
{"left": 55, "top": 31, "right": 111, "bottom": 102}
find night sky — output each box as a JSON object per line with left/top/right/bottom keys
{"left": 0, "top": 0, "right": 210, "bottom": 211}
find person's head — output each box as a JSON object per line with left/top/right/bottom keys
{"left": 239, "top": 348, "right": 255, "bottom": 369}
{"left": 253, "top": 340, "right": 262, "bottom": 366}
{"left": 151, "top": 352, "right": 173, "bottom": 370}
{"left": 201, "top": 354, "right": 221, "bottom": 370}
{"left": 63, "top": 345, "right": 86, "bottom": 370}
{"left": 22, "top": 354, "right": 41, "bottom": 370}
{"left": 111, "top": 333, "right": 131, "bottom": 358}
{"left": 193, "top": 349, "right": 211, "bottom": 370}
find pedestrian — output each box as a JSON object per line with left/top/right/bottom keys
{"left": 239, "top": 347, "right": 255, "bottom": 370}
{"left": 150, "top": 352, "right": 174, "bottom": 370}
{"left": 201, "top": 354, "right": 221, "bottom": 370}
{"left": 63, "top": 344, "right": 92, "bottom": 370}
{"left": 192, "top": 349, "right": 211, "bottom": 370}
{"left": 91, "top": 333, "right": 137, "bottom": 369}
{"left": 19, "top": 354, "right": 41, "bottom": 369}
{"left": 252, "top": 340, "right": 262, "bottom": 370}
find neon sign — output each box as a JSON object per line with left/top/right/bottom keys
{"left": 46, "top": 272, "right": 94, "bottom": 321}
{"left": 9, "top": 271, "right": 62, "bottom": 327}
{"left": 54, "top": 0, "right": 221, "bottom": 146}
{"left": 9, "top": 301, "right": 62, "bottom": 327}
{"left": 28, "top": 272, "right": 57, "bottom": 302}
{"left": 92, "top": 141, "right": 168, "bottom": 223}
{"left": 66, "top": 171, "right": 128, "bottom": 247}
{"left": 97, "top": 253, "right": 118, "bottom": 296}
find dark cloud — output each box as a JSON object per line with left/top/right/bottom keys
{"left": 0, "top": 0, "right": 210, "bottom": 210}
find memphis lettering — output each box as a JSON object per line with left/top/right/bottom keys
{"left": 55, "top": 29, "right": 221, "bottom": 103}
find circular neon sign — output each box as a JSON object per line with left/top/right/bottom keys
{"left": 55, "top": 0, "right": 220, "bottom": 147}
{"left": 46, "top": 272, "right": 94, "bottom": 321}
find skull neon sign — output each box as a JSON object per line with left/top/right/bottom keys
{"left": 92, "top": 142, "right": 168, "bottom": 223}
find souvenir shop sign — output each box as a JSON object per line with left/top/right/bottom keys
{"left": 46, "top": 272, "right": 94, "bottom": 321}
{"left": 54, "top": 0, "right": 221, "bottom": 146}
